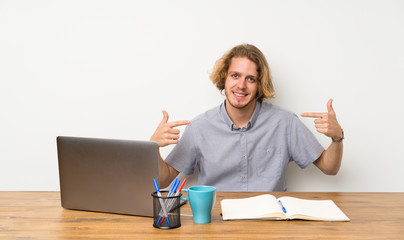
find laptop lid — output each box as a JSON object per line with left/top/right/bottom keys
{"left": 57, "top": 136, "right": 158, "bottom": 217}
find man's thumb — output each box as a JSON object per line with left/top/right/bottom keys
{"left": 161, "top": 110, "right": 169, "bottom": 124}
{"left": 327, "top": 99, "right": 335, "bottom": 114}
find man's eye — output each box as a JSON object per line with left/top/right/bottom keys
{"left": 248, "top": 77, "right": 256, "bottom": 82}
{"left": 232, "top": 74, "right": 239, "bottom": 78}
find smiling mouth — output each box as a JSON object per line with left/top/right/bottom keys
{"left": 234, "top": 92, "right": 248, "bottom": 97}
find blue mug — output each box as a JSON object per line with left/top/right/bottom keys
{"left": 181, "top": 186, "right": 216, "bottom": 224}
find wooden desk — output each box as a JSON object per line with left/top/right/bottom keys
{"left": 1, "top": 192, "right": 403, "bottom": 239}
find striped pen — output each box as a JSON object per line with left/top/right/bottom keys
{"left": 166, "top": 178, "right": 187, "bottom": 212}
{"left": 158, "top": 178, "right": 180, "bottom": 225}
{"left": 153, "top": 179, "right": 171, "bottom": 227}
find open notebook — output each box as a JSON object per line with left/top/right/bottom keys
{"left": 221, "top": 194, "right": 350, "bottom": 221}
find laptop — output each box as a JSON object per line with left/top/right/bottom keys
{"left": 56, "top": 136, "right": 158, "bottom": 217}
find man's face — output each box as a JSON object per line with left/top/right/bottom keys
{"left": 224, "top": 57, "right": 258, "bottom": 111}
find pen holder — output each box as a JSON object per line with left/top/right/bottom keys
{"left": 152, "top": 191, "right": 182, "bottom": 229}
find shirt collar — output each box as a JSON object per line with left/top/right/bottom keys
{"left": 220, "top": 100, "right": 262, "bottom": 131}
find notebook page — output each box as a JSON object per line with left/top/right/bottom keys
{"left": 278, "top": 196, "right": 349, "bottom": 221}
{"left": 221, "top": 194, "right": 284, "bottom": 220}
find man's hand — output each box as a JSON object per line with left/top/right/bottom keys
{"left": 301, "top": 99, "right": 343, "bottom": 141}
{"left": 150, "top": 111, "right": 190, "bottom": 147}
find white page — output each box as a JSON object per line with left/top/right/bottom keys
{"left": 278, "top": 196, "right": 349, "bottom": 221}
{"left": 221, "top": 194, "right": 284, "bottom": 220}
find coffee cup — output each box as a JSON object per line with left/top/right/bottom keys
{"left": 180, "top": 186, "right": 216, "bottom": 224}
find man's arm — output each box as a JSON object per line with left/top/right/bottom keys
{"left": 301, "top": 99, "right": 344, "bottom": 175}
{"left": 313, "top": 140, "right": 343, "bottom": 175}
{"left": 150, "top": 110, "right": 190, "bottom": 188}
{"left": 156, "top": 150, "right": 179, "bottom": 188}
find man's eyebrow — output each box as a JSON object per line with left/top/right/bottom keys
{"left": 227, "top": 71, "right": 257, "bottom": 78}
{"left": 246, "top": 74, "right": 258, "bottom": 79}
{"left": 227, "top": 71, "right": 240, "bottom": 75}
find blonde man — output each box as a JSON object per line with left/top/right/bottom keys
{"left": 151, "top": 44, "right": 343, "bottom": 191}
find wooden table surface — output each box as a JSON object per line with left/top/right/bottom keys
{"left": 1, "top": 191, "right": 404, "bottom": 239}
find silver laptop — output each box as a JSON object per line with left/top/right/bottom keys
{"left": 56, "top": 136, "right": 158, "bottom": 217}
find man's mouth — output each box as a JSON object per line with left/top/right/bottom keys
{"left": 234, "top": 92, "right": 248, "bottom": 97}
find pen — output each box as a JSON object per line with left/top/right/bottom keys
{"left": 167, "top": 178, "right": 179, "bottom": 197}
{"left": 175, "top": 178, "right": 187, "bottom": 194}
{"left": 158, "top": 179, "right": 179, "bottom": 225}
{"left": 166, "top": 178, "right": 187, "bottom": 212}
{"left": 153, "top": 179, "right": 171, "bottom": 227}
{"left": 278, "top": 200, "right": 287, "bottom": 214}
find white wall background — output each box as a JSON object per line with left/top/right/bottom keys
{"left": 1, "top": 0, "right": 403, "bottom": 191}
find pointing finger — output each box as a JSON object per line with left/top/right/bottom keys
{"left": 301, "top": 112, "right": 325, "bottom": 118}
{"left": 168, "top": 120, "right": 191, "bottom": 128}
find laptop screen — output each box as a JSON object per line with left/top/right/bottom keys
{"left": 57, "top": 136, "right": 158, "bottom": 217}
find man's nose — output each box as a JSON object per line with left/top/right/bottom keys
{"left": 237, "top": 79, "right": 247, "bottom": 89}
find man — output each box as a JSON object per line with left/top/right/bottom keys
{"left": 151, "top": 44, "right": 343, "bottom": 191}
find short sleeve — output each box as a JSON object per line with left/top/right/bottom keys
{"left": 288, "top": 114, "right": 325, "bottom": 168}
{"left": 165, "top": 122, "right": 198, "bottom": 175}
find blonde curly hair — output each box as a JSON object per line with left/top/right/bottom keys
{"left": 210, "top": 44, "right": 275, "bottom": 102}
